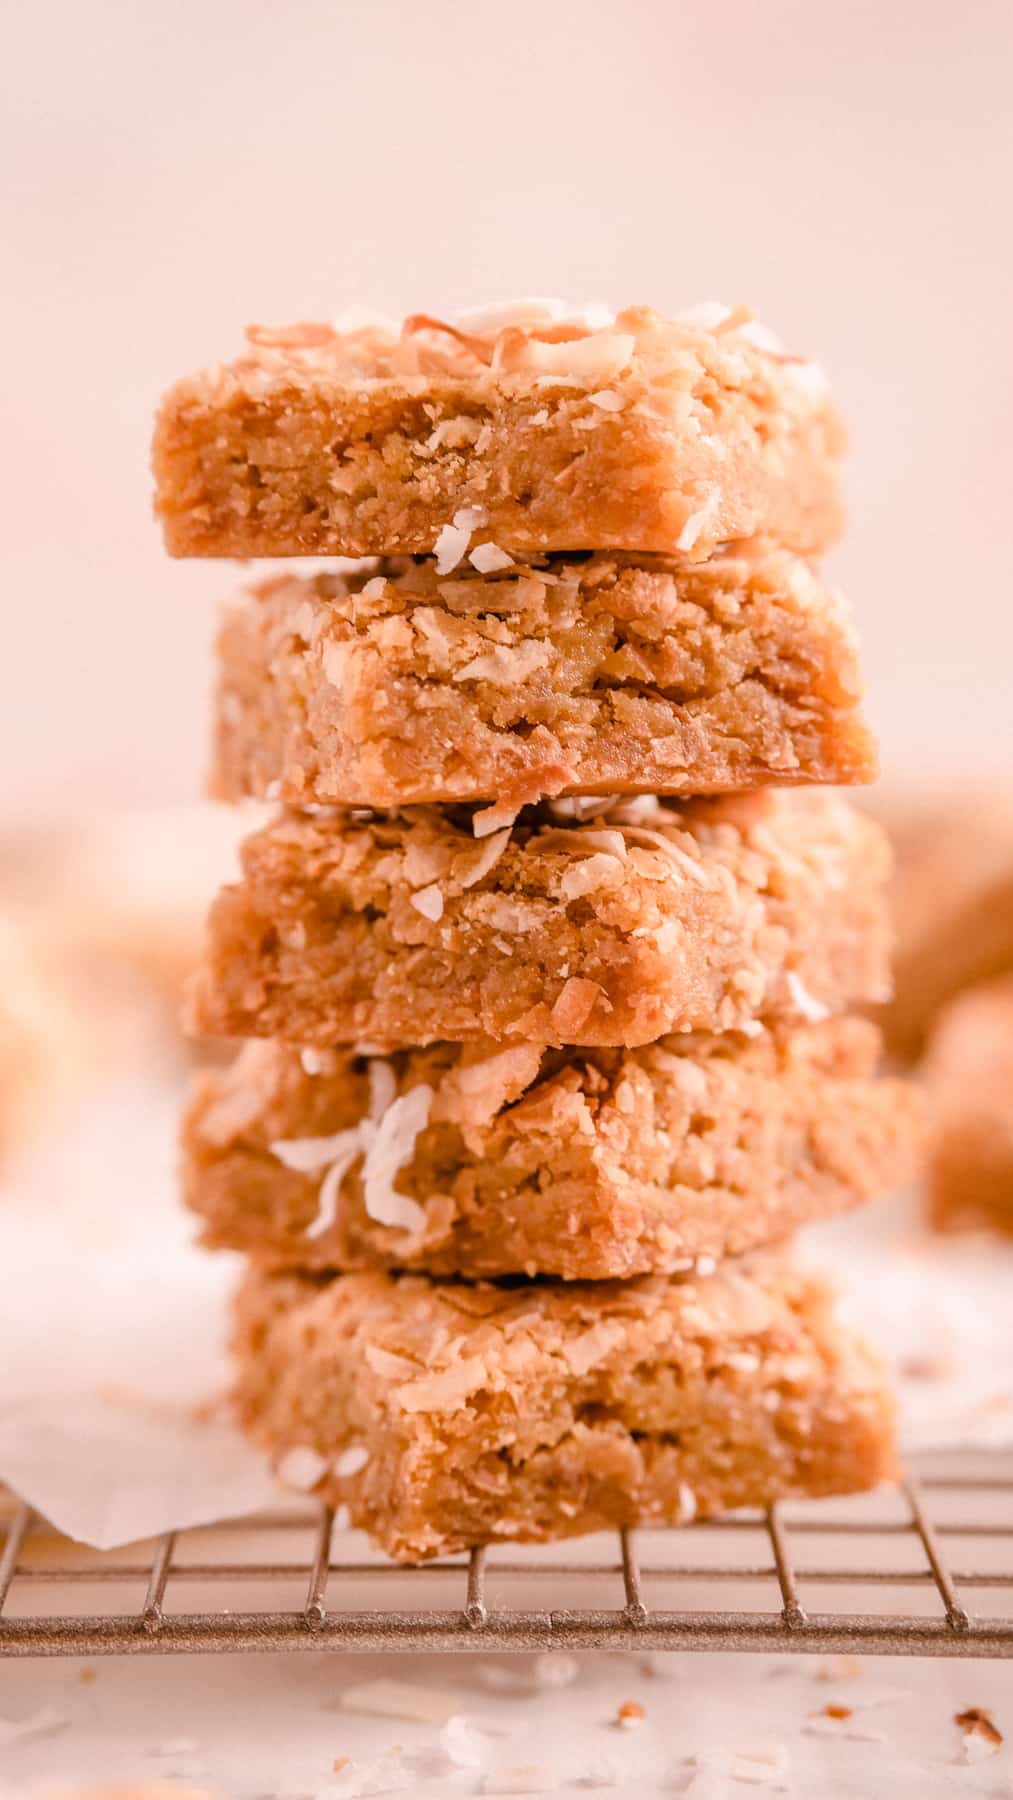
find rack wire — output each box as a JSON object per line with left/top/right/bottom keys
{"left": 2, "top": 1453, "right": 1011, "bottom": 1659}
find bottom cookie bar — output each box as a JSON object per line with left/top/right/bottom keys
{"left": 926, "top": 975, "right": 1013, "bottom": 1237}
{"left": 232, "top": 1259, "right": 897, "bottom": 1560}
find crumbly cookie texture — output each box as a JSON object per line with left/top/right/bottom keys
{"left": 925, "top": 975, "right": 1013, "bottom": 1237}
{"left": 213, "top": 548, "right": 875, "bottom": 810}
{"left": 186, "top": 790, "right": 892, "bottom": 1050}
{"left": 232, "top": 1256, "right": 897, "bottom": 1560}
{"left": 870, "top": 786, "right": 1013, "bottom": 1059}
{"left": 152, "top": 301, "right": 845, "bottom": 561}
{"left": 184, "top": 1020, "right": 922, "bottom": 1279}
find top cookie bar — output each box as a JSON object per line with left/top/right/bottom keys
{"left": 152, "top": 300, "right": 845, "bottom": 561}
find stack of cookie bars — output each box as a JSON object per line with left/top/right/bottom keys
{"left": 154, "top": 302, "right": 921, "bottom": 1561}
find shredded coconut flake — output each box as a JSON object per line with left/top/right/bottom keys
{"left": 473, "top": 802, "right": 518, "bottom": 839}
{"left": 410, "top": 882, "right": 444, "bottom": 922}
{"left": 276, "top": 1445, "right": 328, "bottom": 1490}
{"left": 676, "top": 496, "right": 719, "bottom": 552}
{"left": 729, "top": 1743, "right": 789, "bottom": 1784}
{"left": 677, "top": 1482, "right": 698, "bottom": 1523}
{"left": 734, "top": 319, "right": 784, "bottom": 355}
{"left": 396, "top": 1355, "right": 488, "bottom": 1414}
{"left": 360, "top": 575, "right": 387, "bottom": 600}
{"left": 533, "top": 1652, "right": 580, "bottom": 1689}
{"left": 271, "top": 1130, "right": 359, "bottom": 1174}
{"left": 333, "top": 1444, "right": 370, "bottom": 1478}
{"left": 469, "top": 542, "right": 515, "bottom": 573}
{"left": 438, "top": 1715, "right": 494, "bottom": 1769}
{"left": 331, "top": 305, "right": 400, "bottom": 336}
{"left": 460, "top": 827, "right": 512, "bottom": 888}
{"left": 364, "top": 1343, "right": 419, "bottom": 1380}
{"left": 483, "top": 1767, "right": 560, "bottom": 1795}
{"left": 676, "top": 300, "right": 733, "bottom": 330}
{"left": 339, "top": 1678, "right": 463, "bottom": 1725}
{"left": 558, "top": 851, "right": 626, "bottom": 901}
{"left": 588, "top": 389, "right": 625, "bottom": 411}
{"left": 367, "top": 1057, "right": 397, "bottom": 1120}
{"left": 434, "top": 522, "right": 471, "bottom": 576}
{"left": 563, "top": 1319, "right": 626, "bottom": 1376}
{"left": 362, "top": 1085, "right": 432, "bottom": 1231}
{"left": 309, "top": 1139, "right": 361, "bottom": 1237}
{"left": 0, "top": 1708, "right": 69, "bottom": 1748}
{"left": 451, "top": 298, "right": 571, "bottom": 333}
{"left": 786, "top": 971, "right": 831, "bottom": 1023}
{"left": 273, "top": 1076, "right": 430, "bottom": 1238}
{"left": 783, "top": 357, "right": 831, "bottom": 397}
{"left": 456, "top": 639, "right": 551, "bottom": 685}
{"left": 322, "top": 639, "right": 353, "bottom": 687}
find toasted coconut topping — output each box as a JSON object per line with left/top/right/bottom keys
{"left": 237, "top": 301, "right": 830, "bottom": 397}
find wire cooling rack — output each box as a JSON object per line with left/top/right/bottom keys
{"left": 2, "top": 1453, "right": 1011, "bottom": 1660}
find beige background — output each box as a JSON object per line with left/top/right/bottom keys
{"left": 3, "top": 0, "right": 1011, "bottom": 822}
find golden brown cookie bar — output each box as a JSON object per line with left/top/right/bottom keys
{"left": 213, "top": 548, "right": 875, "bottom": 810}
{"left": 869, "top": 786, "right": 1013, "bottom": 1059}
{"left": 232, "top": 1257, "right": 897, "bottom": 1560}
{"left": 153, "top": 302, "right": 844, "bottom": 561}
{"left": 184, "top": 1020, "right": 922, "bottom": 1279}
{"left": 187, "top": 791, "right": 892, "bottom": 1050}
{"left": 926, "top": 976, "right": 1013, "bottom": 1237}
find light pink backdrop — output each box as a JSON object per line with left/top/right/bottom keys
{"left": 4, "top": 0, "right": 1011, "bottom": 820}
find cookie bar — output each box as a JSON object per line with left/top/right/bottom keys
{"left": 184, "top": 1020, "right": 922, "bottom": 1279}
{"left": 187, "top": 791, "right": 891, "bottom": 1050}
{"left": 232, "top": 1257, "right": 897, "bottom": 1560}
{"left": 153, "top": 301, "right": 844, "bottom": 562}
{"left": 871, "top": 786, "right": 1013, "bottom": 1058}
{"left": 213, "top": 548, "right": 876, "bottom": 810}
{"left": 926, "top": 976, "right": 1013, "bottom": 1236}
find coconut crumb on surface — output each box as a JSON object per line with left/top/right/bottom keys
{"left": 612, "top": 1699, "right": 646, "bottom": 1731}
{"left": 0, "top": 1706, "right": 69, "bottom": 1747}
{"left": 533, "top": 1652, "right": 580, "bottom": 1689}
{"left": 813, "top": 1655, "right": 865, "bottom": 1681}
{"left": 955, "top": 1706, "right": 1003, "bottom": 1760}
{"left": 483, "top": 1766, "right": 560, "bottom": 1795}
{"left": 337, "top": 1679, "right": 464, "bottom": 1725}
{"left": 728, "top": 1742, "right": 789, "bottom": 1785}
{"left": 573, "top": 1760, "right": 621, "bottom": 1789}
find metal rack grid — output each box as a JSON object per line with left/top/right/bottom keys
{"left": 2, "top": 1454, "right": 1012, "bottom": 1660}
